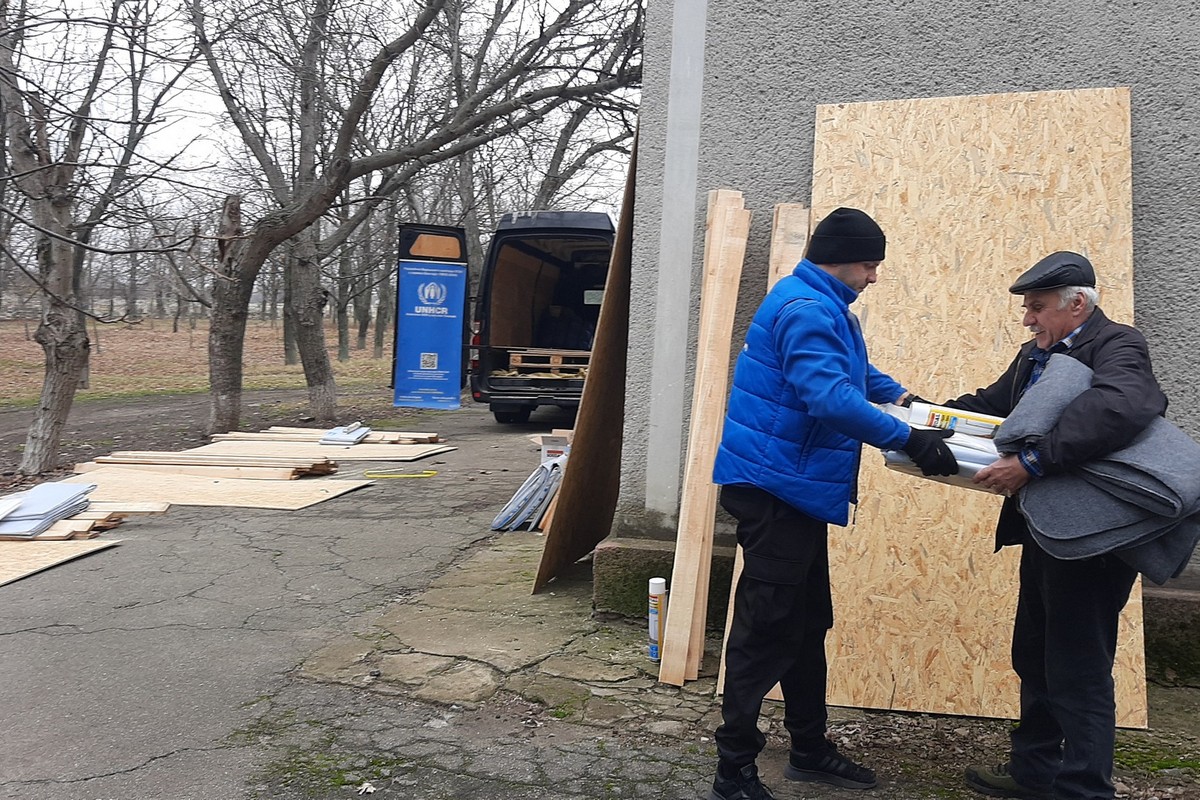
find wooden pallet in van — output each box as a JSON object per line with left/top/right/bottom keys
{"left": 506, "top": 348, "right": 590, "bottom": 373}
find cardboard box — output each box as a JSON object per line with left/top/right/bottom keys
{"left": 539, "top": 435, "right": 571, "bottom": 465}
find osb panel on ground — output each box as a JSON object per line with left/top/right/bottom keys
{"left": 62, "top": 469, "right": 373, "bottom": 510}
{"left": 0, "top": 540, "right": 120, "bottom": 587}
{"left": 811, "top": 87, "right": 1145, "bottom": 726}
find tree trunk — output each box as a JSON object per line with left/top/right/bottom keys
{"left": 336, "top": 245, "right": 352, "bottom": 362}
{"left": 207, "top": 278, "right": 250, "bottom": 433}
{"left": 127, "top": 250, "right": 140, "bottom": 318}
{"left": 282, "top": 257, "right": 299, "bottom": 364}
{"left": 208, "top": 194, "right": 252, "bottom": 433}
{"left": 374, "top": 264, "right": 392, "bottom": 360}
{"left": 336, "top": 298, "right": 351, "bottom": 362}
{"left": 287, "top": 242, "right": 337, "bottom": 421}
{"left": 19, "top": 308, "right": 89, "bottom": 473}
{"left": 354, "top": 289, "right": 371, "bottom": 350}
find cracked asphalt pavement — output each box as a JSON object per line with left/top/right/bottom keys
{"left": 2, "top": 402, "right": 1197, "bottom": 800}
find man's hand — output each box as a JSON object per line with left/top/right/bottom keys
{"left": 901, "top": 428, "right": 959, "bottom": 476}
{"left": 974, "top": 455, "right": 1031, "bottom": 497}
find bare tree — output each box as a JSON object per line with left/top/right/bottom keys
{"left": 192, "top": 0, "right": 641, "bottom": 432}
{"left": 0, "top": 0, "right": 198, "bottom": 473}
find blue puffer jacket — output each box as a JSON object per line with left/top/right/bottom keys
{"left": 712, "top": 260, "right": 911, "bottom": 525}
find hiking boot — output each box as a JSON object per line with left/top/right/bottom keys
{"left": 784, "top": 741, "right": 877, "bottom": 789}
{"left": 708, "top": 762, "right": 777, "bottom": 800}
{"left": 964, "top": 763, "right": 1055, "bottom": 799}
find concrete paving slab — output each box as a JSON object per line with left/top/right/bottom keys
{"left": 2, "top": 402, "right": 1197, "bottom": 800}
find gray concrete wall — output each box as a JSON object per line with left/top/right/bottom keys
{"left": 619, "top": 0, "right": 1200, "bottom": 569}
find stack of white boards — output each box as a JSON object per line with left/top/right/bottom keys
{"left": 318, "top": 424, "right": 372, "bottom": 445}
{"left": 0, "top": 484, "right": 96, "bottom": 538}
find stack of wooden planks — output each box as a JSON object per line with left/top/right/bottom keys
{"left": 75, "top": 451, "right": 338, "bottom": 480}
{"left": 0, "top": 500, "right": 168, "bottom": 545}
{"left": 210, "top": 426, "right": 442, "bottom": 444}
{"left": 658, "top": 189, "right": 751, "bottom": 686}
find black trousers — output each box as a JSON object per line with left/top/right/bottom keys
{"left": 1009, "top": 536, "right": 1137, "bottom": 800}
{"left": 715, "top": 485, "right": 834, "bottom": 768}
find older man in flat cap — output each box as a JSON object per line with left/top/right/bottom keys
{"left": 936, "top": 252, "right": 1167, "bottom": 800}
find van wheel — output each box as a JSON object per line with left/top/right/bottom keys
{"left": 493, "top": 408, "right": 532, "bottom": 424}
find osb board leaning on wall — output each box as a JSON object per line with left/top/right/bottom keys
{"left": 810, "top": 87, "right": 1145, "bottom": 727}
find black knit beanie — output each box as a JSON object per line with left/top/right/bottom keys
{"left": 805, "top": 207, "right": 886, "bottom": 264}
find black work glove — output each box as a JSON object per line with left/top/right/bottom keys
{"left": 900, "top": 394, "right": 926, "bottom": 408}
{"left": 901, "top": 428, "right": 959, "bottom": 476}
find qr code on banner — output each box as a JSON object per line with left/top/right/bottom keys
{"left": 420, "top": 352, "right": 438, "bottom": 370}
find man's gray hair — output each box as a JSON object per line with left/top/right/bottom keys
{"left": 1056, "top": 285, "right": 1099, "bottom": 312}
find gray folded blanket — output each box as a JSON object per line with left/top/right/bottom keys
{"left": 994, "top": 353, "right": 1200, "bottom": 584}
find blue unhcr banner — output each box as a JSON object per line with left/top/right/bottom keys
{"left": 393, "top": 259, "right": 467, "bottom": 409}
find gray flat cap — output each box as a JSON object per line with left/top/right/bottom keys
{"left": 1009, "top": 251, "right": 1096, "bottom": 294}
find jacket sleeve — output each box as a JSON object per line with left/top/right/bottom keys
{"left": 866, "top": 362, "right": 905, "bottom": 405}
{"left": 941, "top": 354, "right": 1022, "bottom": 417}
{"left": 1034, "top": 327, "right": 1166, "bottom": 473}
{"left": 774, "top": 299, "right": 910, "bottom": 450}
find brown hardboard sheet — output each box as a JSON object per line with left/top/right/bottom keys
{"left": 810, "top": 87, "right": 1144, "bottom": 726}
{"left": 0, "top": 539, "right": 121, "bottom": 587}
{"left": 532, "top": 137, "right": 637, "bottom": 593}
{"left": 61, "top": 468, "right": 374, "bottom": 510}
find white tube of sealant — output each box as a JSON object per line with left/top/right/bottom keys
{"left": 648, "top": 577, "right": 667, "bottom": 661}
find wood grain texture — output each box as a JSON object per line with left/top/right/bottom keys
{"left": 0, "top": 539, "right": 121, "bottom": 587}
{"left": 810, "top": 87, "right": 1144, "bottom": 726}
{"left": 61, "top": 468, "right": 374, "bottom": 511}
{"left": 660, "top": 190, "right": 750, "bottom": 685}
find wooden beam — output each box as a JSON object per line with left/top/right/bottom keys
{"left": 77, "top": 462, "right": 301, "bottom": 480}
{"left": 659, "top": 190, "right": 750, "bottom": 685}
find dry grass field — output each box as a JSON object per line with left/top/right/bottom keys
{"left": 0, "top": 318, "right": 393, "bottom": 407}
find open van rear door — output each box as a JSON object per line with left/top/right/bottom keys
{"left": 391, "top": 224, "right": 469, "bottom": 409}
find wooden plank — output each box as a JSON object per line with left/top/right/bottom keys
{"left": 34, "top": 519, "right": 95, "bottom": 540}
{"left": 506, "top": 348, "right": 591, "bottom": 358}
{"left": 534, "top": 491, "right": 560, "bottom": 533}
{"left": 70, "top": 511, "right": 126, "bottom": 521}
{"left": 532, "top": 137, "right": 638, "bottom": 593}
{"left": 0, "top": 539, "right": 121, "bottom": 587}
{"left": 86, "top": 501, "right": 170, "bottom": 514}
{"left": 237, "top": 428, "right": 441, "bottom": 444}
{"left": 262, "top": 424, "right": 441, "bottom": 443}
{"left": 809, "top": 88, "right": 1144, "bottom": 725}
{"left": 77, "top": 462, "right": 300, "bottom": 480}
{"left": 768, "top": 204, "right": 811, "bottom": 285}
{"left": 716, "top": 204, "right": 810, "bottom": 699}
{"left": 98, "top": 451, "right": 334, "bottom": 469}
{"left": 659, "top": 190, "right": 751, "bottom": 685}
{"left": 60, "top": 468, "right": 375, "bottom": 511}
{"left": 186, "top": 440, "right": 455, "bottom": 462}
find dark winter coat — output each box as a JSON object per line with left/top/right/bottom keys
{"left": 944, "top": 308, "right": 1167, "bottom": 547}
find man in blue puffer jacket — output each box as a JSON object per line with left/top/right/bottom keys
{"left": 706, "top": 207, "right": 958, "bottom": 800}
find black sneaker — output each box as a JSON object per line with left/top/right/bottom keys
{"left": 964, "top": 763, "right": 1054, "bottom": 799}
{"left": 708, "top": 763, "right": 777, "bottom": 800}
{"left": 784, "top": 741, "right": 877, "bottom": 789}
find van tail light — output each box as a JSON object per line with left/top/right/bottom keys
{"left": 469, "top": 332, "right": 480, "bottom": 373}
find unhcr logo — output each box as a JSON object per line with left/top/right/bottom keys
{"left": 418, "top": 282, "right": 448, "bottom": 305}
{"left": 414, "top": 281, "right": 450, "bottom": 315}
